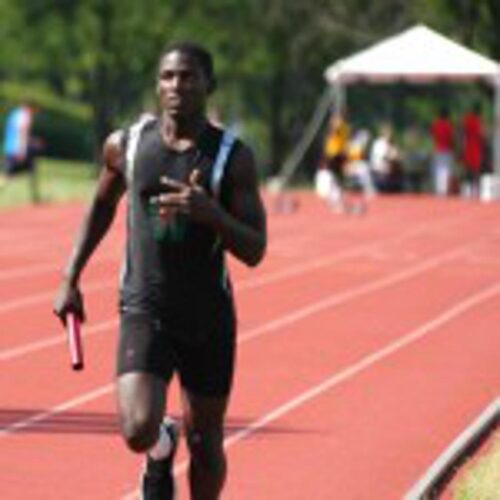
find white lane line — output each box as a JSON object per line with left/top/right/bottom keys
{"left": 0, "top": 239, "right": 376, "bottom": 314}
{"left": 0, "top": 385, "right": 114, "bottom": 438}
{"left": 0, "top": 243, "right": 474, "bottom": 437}
{"left": 404, "top": 398, "right": 500, "bottom": 499}
{"left": 235, "top": 242, "right": 381, "bottom": 291}
{"left": 0, "top": 262, "right": 75, "bottom": 282}
{"left": 0, "top": 203, "right": 473, "bottom": 319}
{"left": 0, "top": 320, "right": 118, "bottom": 361}
{"left": 0, "top": 240, "right": 468, "bottom": 361}
{"left": 0, "top": 240, "right": 390, "bottom": 360}
{"left": 122, "top": 280, "right": 500, "bottom": 500}
{"left": 0, "top": 237, "right": 75, "bottom": 258}
{"left": 0, "top": 208, "right": 470, "bottom": 308}
{"left": 0, "top": 252, "right": 119, "bottom": 282}
{"left": 238, "top": 245, "right": 469, "bottom": 343}
{"left": 212, "top": 208, "right": 480, "bottom": 294}
{"left": 0, "top": 280, "right": 115, "bottom": 314}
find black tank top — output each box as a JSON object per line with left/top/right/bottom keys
{"left": 120, "top": 116, "right": 237, "bottom": 335}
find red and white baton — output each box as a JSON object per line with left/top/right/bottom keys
{"left": 66, "top": 313, "right": 84, "bottom": 371}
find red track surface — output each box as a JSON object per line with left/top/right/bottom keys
{"left": 1, "top": 194, "right": 499, "bottom": 499}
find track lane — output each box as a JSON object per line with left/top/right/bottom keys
{"left": 0, "top": 203, "right": 484, "bottom": 351}
{"left": 219, "top": 287, "right": 500, "bottom": 499}
{"left": 0, "top": 193, "right": 500, "bottom": 499}
{"left": 0, "top": 239, "right": 486, "bottom": 415}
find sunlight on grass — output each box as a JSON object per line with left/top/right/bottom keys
{"left": 453, "top": 432, "right": 500, "bottom": 500}
{"left": 0, "top": 157, "right": 97, "bottom": 208}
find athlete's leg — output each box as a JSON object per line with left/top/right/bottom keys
{"left": 116, "top": 312, "right": 176, "bottom": 452}
{"left": 116, "top": 372, "right": 167, "bottom": 452}
{"left": 117, "top": 372, "right": 179, "bottom": 500}
{"left": 174, "top": 309, "right": 236, "bottom": 499}
{"left": 181, "top": 390, "right": 229, "bottom": 500}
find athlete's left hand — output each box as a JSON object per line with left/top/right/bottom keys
{"left": 155, "top": 170, "right": 220, "bottom": 224}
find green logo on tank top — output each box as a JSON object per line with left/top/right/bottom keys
{"left": 148, "top": 204, "right": 187, "bottom": 243}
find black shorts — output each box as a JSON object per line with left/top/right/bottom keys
{"left": 117, "top": 311, "right": 236, "bottom": 397}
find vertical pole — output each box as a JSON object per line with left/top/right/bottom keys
{"left": 334, "top": 80, "right": 345, "bottom": 116}
{"left": 494, "top": 75, "right": 500, "bottom": 178}
{"left": 277, "top": 87, "right": 334, "bottom": 187}
{"left": 486, "top": 74, "right": 500, "bottom": 201}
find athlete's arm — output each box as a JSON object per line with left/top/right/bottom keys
{"left": 211, "top": 144, "right": 267, "bottom": 266}
{"left": 53, "top": 130, "right": 126, "bottom": 321}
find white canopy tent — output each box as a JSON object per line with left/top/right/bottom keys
{"left": 325, "top": 24, "right": 500, "bottom": 84}
{"left": 324, "top": 24, "right": 500, "bottom": 179}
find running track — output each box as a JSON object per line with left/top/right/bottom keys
{"left": 1, "top": 193, "right": 499, "bottom": 499}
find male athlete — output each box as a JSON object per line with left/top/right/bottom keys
{"left": 53, "top": 42, "right": 267, "bottom": 499}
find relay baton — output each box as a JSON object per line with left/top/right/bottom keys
{"left": 66, "top": 312, "right": 84, "bottom": 371}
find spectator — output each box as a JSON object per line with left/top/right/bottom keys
{"left": 323, "top": 111, "right": 350, "bottom": 176}
{"left": 431, "top": 106, "right": 455, "bottom": 196}
{"left": 402, "top": 127, "right": 428, "bottom": 193}
{"left": 343, "top": 128, "right": 376, "bottom": 211}
{"left": 461, "top": 103, "right": 484, "bottom": 199}
{"left": 1, "top": 101, "right": 43, "bottom": 202}
{"left": 369, "top": 124, "right": 402, "bottom": 193}
{"left": 318, "top": 110, "right": 351, "bottom": 210}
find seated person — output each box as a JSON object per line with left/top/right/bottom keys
{"left": 370, "top": 124, "right": 403, "bottom": 193}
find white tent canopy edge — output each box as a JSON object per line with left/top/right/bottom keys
{"left": 325, "top": 24, "right": 500, "bottom": 186}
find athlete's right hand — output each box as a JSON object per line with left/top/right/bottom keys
{"left": 156, "top": 170, "right": 220, "bottom": 225}
{"left": 53, "top": 280, "right": 86, "bottom": 324}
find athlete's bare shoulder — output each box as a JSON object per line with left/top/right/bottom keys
{"left": 102, "top": 130, "right": 125, "bottom": 174}
{"left": 227, "top": 138, "right": 258, "bottom": 188}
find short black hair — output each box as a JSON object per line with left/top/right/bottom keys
{"left": 160, "top": 41, "right": 215, "bottom": 83}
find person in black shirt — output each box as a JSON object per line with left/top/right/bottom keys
{"left": 54, "top": 42, "right": 267, "bottom": 499}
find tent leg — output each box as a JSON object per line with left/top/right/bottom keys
{"left": 334, "top": 81, "right": 345, "bottom": 116}
{"left": 276, "top": 87, "right": 334, "bottom": 187}
{"left": 486, "top": 77, "right": 500, "bottom": 201}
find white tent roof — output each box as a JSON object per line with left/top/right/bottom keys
{"left": 325, "top": 24, "right": 500, "bottom": 84}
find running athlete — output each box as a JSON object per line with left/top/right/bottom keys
{"left": 53, "top": 42, "right": 267, "bottom": 499}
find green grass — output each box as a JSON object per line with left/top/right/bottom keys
{"left": 453, "top": 433, "right": 500, "bottom": 500}
{"left": 0, "top": 157, "right": 97, "bottom": 208}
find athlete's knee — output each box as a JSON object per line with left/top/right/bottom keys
{"left": 186, "top": 428, "right": 225, "bottom": 475}
{"left": 120, "top": 409, "right": 158, "bottom": 453}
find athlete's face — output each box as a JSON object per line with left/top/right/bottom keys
{"left": 157, "top": 51, "right": 211, "bottom": 118}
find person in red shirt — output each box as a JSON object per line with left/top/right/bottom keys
{"left": 431, "top": 107, "right": 455, "bottom": 196}
{"left": 461, "top": 103, "right": 484, "bottom": 198}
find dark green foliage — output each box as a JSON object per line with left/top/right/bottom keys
{"left": 0, "top": 0, "right": 498, "bottom": 175}
{"left": 33, "top": 111, "right": 94, "bottom": 161}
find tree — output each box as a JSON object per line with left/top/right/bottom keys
{"left": 5, "top": 0, "right": 497, "bottom": 176}
{"left": 415, "top": 0, "right": 500, "bottom": 59}
{"left": 0, "top": 0, "right": 173, "bottom": 158}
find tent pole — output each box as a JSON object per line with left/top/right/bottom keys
{"left": 488, "top": 75, "right": 500, "bottom": 201}
{"left": 276, "top": 86, "right": 334, "bottom": 187}
{"left": 494, "top": 75, "right": 500, "bottom": 179}
{"left": 334, "top": 80, "right": 345, "bottom": 115}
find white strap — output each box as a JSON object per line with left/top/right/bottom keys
{"left": 211, "top": 130, "right": 236, "bottom": 199}
{"left": 125, "top": 113, "right": 155, "bottom": 184}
